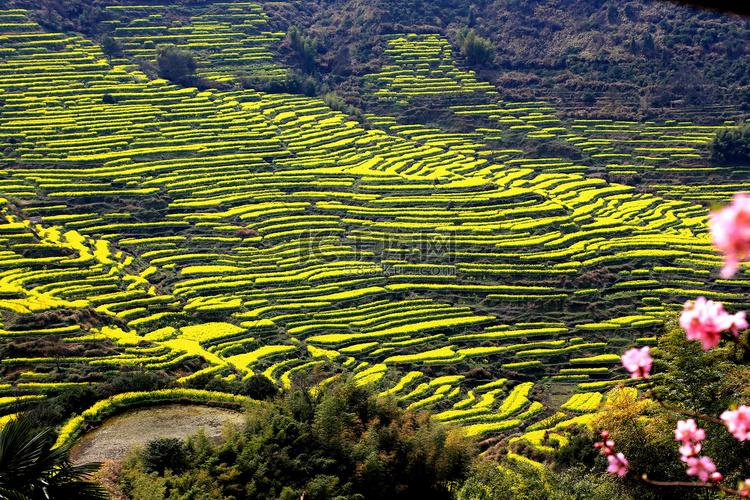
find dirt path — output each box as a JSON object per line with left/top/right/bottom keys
{"left": 69, "top": 404, "right": 246, "bottom": 464}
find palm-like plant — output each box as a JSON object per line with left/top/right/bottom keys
{"left": 0, "top": 416, "right": 108, "bottom": 500}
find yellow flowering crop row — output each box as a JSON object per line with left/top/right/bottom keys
{"left": 561, "top": 392, "right": 604, "bottom": 413}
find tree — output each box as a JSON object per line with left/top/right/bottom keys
{"left": 0, "top": 415, "right": 107, "bottom": 500}
{"left": 457, "top": 28, "right": 494, "bottom": 66}
{"left": 241, "top": 374, "right": 278, "bottom": 400}
{"left": 607, "top": 5, "right": 619, "bottom": 24}
{"left": 593, "top": 196, "right": 750, "bottom": 497}
{"left": 623, "top": 3, "right": 637, "bottom": 21}
{"left": 141, "top": 437, "right": 187, "bottom": 476}
{"left": 287, "top": 26, "right": 319, "bottom": 72}
{"left": 590, "top": 388, "right": 688, "bottom": 499}
{"left": 468, "top": 6, "right": 477, "bottom": 27}
{"left": 650, "top": 323, "right": 750, "bottom": 486}
{"left": 642, "top": 32, "right": 655, "bottom": 56}
{"left": 155, "top": 45, "right": 197, "bottom": 85}
{"left": 626, "top": 36, "right": 638, "bottom": 54}
{"left": 711, "top": 123, "right": 750, "bottom": 164}
{"left": 100, "top": 36, "right": 122, "bottom": 63}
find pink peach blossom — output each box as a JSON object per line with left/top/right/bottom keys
{"left": 686, "top": 456, "right": 717, "bottom": 482}
{"left": 679, "top": 442, "right": 702, "bottom": 462}
{"left": 739, "top": 479, "right": 750, "bottom": 497}
{"left": 621, "top": 346, "right": 652, "bottom": 379}
{"left": 607, "top": 452, "right": 628, "bottom": 476}
{"left": 721, "top": 405, "right": 750, "bottom": 441}
{"left": 709, "top": 193, "right": 750, "bottom": 278}
{"left": 679, "top": 297, "right": 748, "bottom": 350}
{"left": 674, "top": 419, "right": 706, "bottom": 444}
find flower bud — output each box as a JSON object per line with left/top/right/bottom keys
{"left": 603, "top": 448, "right": 612, "bottom": 456}
{"left": 594, "top": 442, "right": 603, "bottom": 448}
{"left": 606, "top": 440, "right": 615, "bottom": 447}
{"left": 710, "top": 472, "right": 723, "bottom": 481}
{"left": 601, "top": 431, "right": 609, "bottom": 439}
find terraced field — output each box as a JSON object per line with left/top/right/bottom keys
{"left": 363, "top": 34, "right": 497, "bottom": 103}
{"left": 106, "top": 3, "right": 286, "bottom": 84}
{"left": 0, "top": 5, "right": 748, "bottom": 459}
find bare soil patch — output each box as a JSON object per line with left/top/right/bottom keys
{"left": 69, "top": 404, "right": 245, "bottom": 464}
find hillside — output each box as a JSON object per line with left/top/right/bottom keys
{"left": 0, "top": 0, "right": 749, "bottom": 483}
{"left": 257, "top": 0, "right": 750, "bottom": 122}
{"left": 4, "top": 0, "right": 750, "bottom": 121}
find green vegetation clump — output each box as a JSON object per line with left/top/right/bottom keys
{"left": 141, "top": 437, "right": 188, "bottom": 475}
{"left": 287, "top": 26, "right": 320, "bottom": 72}
{"left": 99, "top": 35, "right": 122, "bottom": 63}
{"left": 552, "top": 322, "right": 750, "bottom": 500}
{"left": 711, "top": 122, "right": 750, "bottom": 163}
{"left": 114, "top": 378, "right": 474, "bottom": 500}
{"left": 156, "top": 45, "right": 197, "bottom": 85}
{"left": 456, "top": 28, "right": 493, "bottom": 66}
{"left": 457, "top": 461, "right": 632, "bottom": 500}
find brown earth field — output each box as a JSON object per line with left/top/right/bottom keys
{"left": 69, "top": 404, "right": 246, "bottom": 464}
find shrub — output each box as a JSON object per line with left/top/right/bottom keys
{"left": 156, "top": 45, "right": 197, "bottom": 85}
{"left": 711, "top": 122, "right": 750, "bottom": 164}
{"left": 100, "top": 35, "right": 122, "bottom": 62}
{"left": 241, "top": 374, "right": 278, "bottom": 400}
{"left": 287, "top": 26, "right": 319, "bottom": 71}
{"left": 142, "top": 437, "right": 188, "bottom": 475}
{"left": 457, "top": 28, "right": 494, "bottom": 65}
